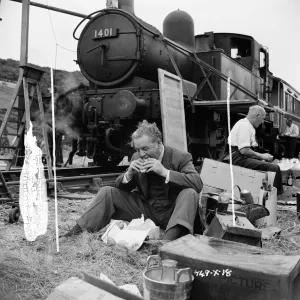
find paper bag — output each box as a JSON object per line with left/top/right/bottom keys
{"left": 257, "top": 187, "right": 277, "bottom": 226}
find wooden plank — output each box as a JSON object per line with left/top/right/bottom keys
{"left": 20, "top": 0, "right": 30, "bottom": 66}
{"left": 22, "top": 78, "right": 31, "bottom": 133}
{"left": 160, "top": 234, "right": 300, "bottom": 300}
{"left": 46, "top": 275, "right": 143, "bottom": 300}
{"left": 37, "top": 83, "right": 53, "bottom": 179}
{"left": 158, "top": 69, "right": 187, "bottom": 152}
{"left": 0, "top": 156, "right": 14, "bottom": 161}
{"left": 0, "top": 71, "right": 23, "bottom": 141}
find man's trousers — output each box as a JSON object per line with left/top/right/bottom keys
{"left": 232, "top": 152, "right": 284, "bottom": 195}
{"left": 76, "top": 186, "right": 204, "bottom": 234}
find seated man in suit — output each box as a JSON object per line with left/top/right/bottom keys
{"left": 62, "top": 120, "right": 204, "bottom": 241}
{"left": 227, "top": 105, "right": 283, "bottom": 195}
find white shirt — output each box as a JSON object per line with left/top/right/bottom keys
{"left": 284, "top": 123, "right": 299, "bottom": 137}
{"left": 228, "top": 118, "right": 258, "bottom": 150}
{"left": 122, "top": 145, "right": 170, "bottom": 183}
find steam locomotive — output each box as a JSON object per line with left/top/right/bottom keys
{"left": 62, "top": 0, "right": 300, "bottom": 166}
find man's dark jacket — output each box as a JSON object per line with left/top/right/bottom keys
{"left": 115, "top": 146, "right": 203, "bottom": 202}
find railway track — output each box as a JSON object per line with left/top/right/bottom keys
{"left": 0, "top": 165, "right": 128, "bottom": 202}
{"left": 0, "top": 165, "right": 128, "bottom": 223}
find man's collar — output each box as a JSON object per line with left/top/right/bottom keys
{"left": 245, "top": 117, "right": 255, "bottom": 129}
{"left": 158, "top": 145, "right": 164, "bottom": 162}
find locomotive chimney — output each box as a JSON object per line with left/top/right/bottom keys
{"left": 118, "top": 0, "right": 135, "bottom": 15}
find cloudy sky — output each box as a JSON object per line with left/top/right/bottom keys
{"left": 0, "top": 0, "right": 299, "bottom": 91}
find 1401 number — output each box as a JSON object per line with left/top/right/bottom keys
{"left": 93, "top": 28, "right": 116, "bottom": 39}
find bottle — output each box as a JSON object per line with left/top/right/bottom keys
{"left": 262, "top": 177, "right": 268, "bottom": 190}
{"left": 161, "top": 259, "right": 177, "bottom": 283}
{"left": 288, "top": 174, "right": 293, "bottom": 186}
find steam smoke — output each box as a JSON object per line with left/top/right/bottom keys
{"left": 41, "top": 73, "right": 86, "bottom": 140}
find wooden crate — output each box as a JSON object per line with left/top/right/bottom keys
{"left": 206, "top": 211, "right": 262, "bottom": 247}
{"left": 160, "top": 235, "right": 300, "bottom": 300}
{"left": 200, "top": 159, "right": 275, "bottom": 202}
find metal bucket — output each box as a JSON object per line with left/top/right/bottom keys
{"left": 143, "top": 255, "right": 194, "bottom": 300}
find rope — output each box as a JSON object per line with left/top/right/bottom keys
{"left": 227, "top": 77, "right": 236, "bottom": 226}
{"left": 45, "top": 0, "right": 59, "bottom": 251}
{"left": 50, "top": 67, "right": 59, "bottom": 252}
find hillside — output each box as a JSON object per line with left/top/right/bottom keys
{"left": 0, "top": 58, "right": 89, "bottom": 148}
{"left": 0, "top": 58, "right": 88, "bottom": 95}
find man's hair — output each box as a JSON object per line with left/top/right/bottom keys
{"left": 248, "top": 105, "right": 266, "bottom": 117}
{"left": 131, "top": 120, "right": 162, "bottom": 144}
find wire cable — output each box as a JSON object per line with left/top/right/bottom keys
{"left": 227, "top": 77, "right": 236, "bottom": 226}
{"left": 44, "top": 0, "right": 59, "bottom": 251}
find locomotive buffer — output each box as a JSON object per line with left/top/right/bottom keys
{"left": 0, "top": 65, "right": 53, "bottom": 201}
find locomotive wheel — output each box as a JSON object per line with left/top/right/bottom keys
{"left": 8, "top": 207, "right": 20, "bottom": 224}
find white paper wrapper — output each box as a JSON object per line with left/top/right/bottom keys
{"left": 278, "top": 159, "right": 297, "bottom": 171}
{"left": 19, "top": 122, "right": 48, "bottom": 241}
{"left": 101, "top": 215, "right": 158, "bottom": 251}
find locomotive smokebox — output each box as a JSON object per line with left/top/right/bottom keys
{"left": 103, "top": 90, "right": 146, "bottom": 118}
{"left": 163, "top": 10, "right": 195, "bottom": 49}
{"left": 77, "top": 6, "right": 195, "bottom": 86}
{"left": 118, "top": 0, "right": 135, "bottom": 14}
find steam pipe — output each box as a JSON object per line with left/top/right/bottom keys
{"left": 56, "top": 83, "right": 87, "bottom": 101}
{"left": 10, "top": 0, "right": 89, "bottom": 19}
{"left": 105, "top": 128, "right": 123, "bottom": 153}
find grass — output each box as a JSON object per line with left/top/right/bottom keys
{"left": 1, "top": 187, "right": 300, "bottom": 300}
{"left": 0, "top": 196, "right": 157, "bottom": 300}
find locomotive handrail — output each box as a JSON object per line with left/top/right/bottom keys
{"left": 73, "top": 10, "right": 105, "bottom": 40}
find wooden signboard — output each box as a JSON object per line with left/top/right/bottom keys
{"left": 158, "top": 69, "right": 187, "bottom": 152}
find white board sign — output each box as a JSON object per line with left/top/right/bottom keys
{"left": 158, "top": 69, "right": 187, "bottom": 152}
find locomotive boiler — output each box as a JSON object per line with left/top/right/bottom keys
{"left": 65, "top": 0, "right": 300, "bottom": 166}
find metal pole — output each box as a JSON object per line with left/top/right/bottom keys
{"left": 20, "top": 0, "right": 30, "bottom": 66}
{"left": 297, "top": 192, "right": 300, "bottom": 220}
{"left": 10, "top": 0, "right": 89, "bottom": 19}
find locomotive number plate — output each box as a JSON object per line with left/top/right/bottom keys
{"left": 92, "top": 28, "right": 117, "bottom": 39}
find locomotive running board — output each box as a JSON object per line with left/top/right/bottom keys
{"left": 192, "top": 99, "right": 258, "bottom": 112}
{"left": 193, "top": 99, "right": 278, "bottom": 113}
{"left": 193, "top": 99, "right": 256, "bottom": 106}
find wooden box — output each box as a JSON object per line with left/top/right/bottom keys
{"left": 200, "top": 159, "right": 275, "bottom": 201}
{"left": 206, "top": 211, "right": 262, "bottom": 247}
{"left": 160, "top": 235, "right": 300, "bottom": 300}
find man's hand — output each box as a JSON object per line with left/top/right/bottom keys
{"left": 143, "top": 158, "right": 168, "bottom": 177}
{"left": 261, "top": 153, "right": 273, "bottom": 162}
{"left": 285, "top": 132, "right": 290, "bottom": 136}
{"left": 125, "top": 158, "right": 144, "bottom": 180}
